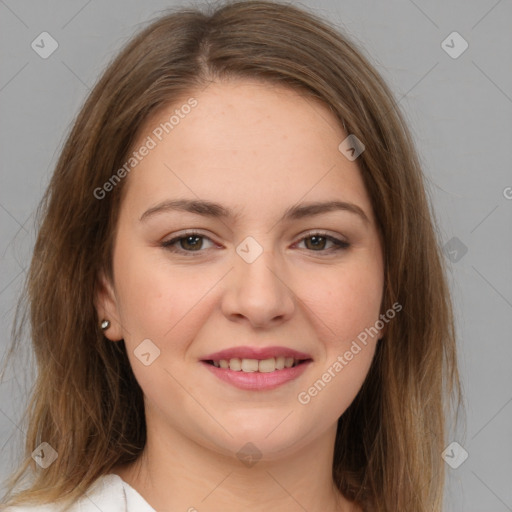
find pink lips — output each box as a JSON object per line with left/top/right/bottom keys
{"left": 201, "top": 346, "right": 312, "bottom": 361}
{"left": 200, "top": 346, "right": 313, "bottom": 391}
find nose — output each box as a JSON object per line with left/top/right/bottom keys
{"left": 221, "top": 245, "right": 296, "bottom": 329}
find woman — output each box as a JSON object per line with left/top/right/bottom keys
{"left": 1, "top": 1, "right": 462, "bottom": 510}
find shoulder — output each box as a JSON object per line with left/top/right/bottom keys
{"left": 2, "top": 502, "right": 68, "bottom": 511}
{"left": 2, "top": 473, "right": 149, "bottom": 512}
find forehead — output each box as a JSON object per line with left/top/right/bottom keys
{"left": 121, "top": 79, "right": 373, "bottom": 223}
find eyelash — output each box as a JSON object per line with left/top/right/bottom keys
{"left": 160, "top": 230, "right": 350, "bottom": 256}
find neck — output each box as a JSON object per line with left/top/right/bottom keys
{"left": 113, "top": 417, "right": 359, "bottom": 512}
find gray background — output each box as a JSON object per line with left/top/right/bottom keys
{"left": 0, "top": 0, "right": 511, "bottom": 510}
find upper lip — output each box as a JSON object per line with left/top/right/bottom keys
{"left": 201, "top": 346, "right": 313, "bottom": 361}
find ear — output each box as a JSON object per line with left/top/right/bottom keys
{"left": 378, "top": 321, "right": 387, "bottom": 341}
{"left": 94, "top": 270, "right": 124, "bottom": 341}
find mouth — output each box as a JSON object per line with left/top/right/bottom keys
{"left": 203, "top": 356, "right": 311, "bottom": 373}
{"left": 200, "top": 346, "right": 313, "bottom": 390}
{"left": 200, "top": 347, "right": 313, "bottom": 391}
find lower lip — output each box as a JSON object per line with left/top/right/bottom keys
{"left": 201, "top": 360, "right": 312, "bottom": 390}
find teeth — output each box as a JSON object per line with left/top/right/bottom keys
{"left": 258, "top": 358, "right": 276, "bottom": 373}
{"left": 229, "top": 358, "right": 242, "bottom": 371}
{"left": 212, "top": 357, "right": 303, "bottom": 372}
{"left": 241, "top": 358, "right": 259, "bottom": 372}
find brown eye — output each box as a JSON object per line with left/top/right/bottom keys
{"left": 298, "top": 233, "right": 350, "bottom": 252}
{"left": 179, "top": 235, "right": 203, "bottom": 251}
{"left": 161, "top": 232, "right": 215, "bottom": 255}
{"left": 304, "top": 235, "right": 328, "bottom": 250}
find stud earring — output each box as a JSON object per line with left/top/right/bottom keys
{"left": 100, "top": 319, "right": 110, "bottom": 330}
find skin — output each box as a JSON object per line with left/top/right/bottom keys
{"left": 96, "top": 79, "right": 384, "bottom": 512}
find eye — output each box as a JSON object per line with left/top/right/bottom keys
{"left": 161, "top": 230, "right": 350, "bottom": 256}
{"left": 161, "top": 231, "right": 215, "bottom": 255}
{"left": 295, "top": 231, "right": 350, "bottom": 253}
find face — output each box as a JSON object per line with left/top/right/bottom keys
{"left": 97, "top": 79, "right": 385, "bottom": 460}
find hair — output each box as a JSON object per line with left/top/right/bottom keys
{"left": 1, "top": 1, "right": 463, "bottom": 510}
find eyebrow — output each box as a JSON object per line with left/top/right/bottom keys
{"left": 139, "top": 198, "right": 370, "bottom": 225}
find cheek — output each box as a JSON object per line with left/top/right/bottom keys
{"left": 294, "top": 255, "right": 383, "bottom": 411}
{"left": 112, "top": 244, "right": 229, "bottom": 403}
{"left": 295, "top": 267, "right": 382, "bottom": 420}
{"left": 301, "top": 255, "right": 384, "bottom": 346}
{"left": 299, "top": 253, "right": 384, "bottom": 406}
{"left": 298, "top": 342, "right": 376, "bottom": 430}
{"left": 113, "top": 249, "right": 169, "bottom": 336}
{"left": 113, "top": 239, "right": 210, "bottom": 338}
{"left": 111, "top": 246, "right": 211, "bottom": 403}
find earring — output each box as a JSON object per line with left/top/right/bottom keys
{"left": 100, "top": 319, "right": 110, "bottom": 330}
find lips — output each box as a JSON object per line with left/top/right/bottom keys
{"left": 202, "top": 357, "right": 312, "bottom": 391}
{"left": 200, "top": 346, "right": 313, "bottom": 389}
{"left": 201, "top": 346, "right": 312, "bottom": 362}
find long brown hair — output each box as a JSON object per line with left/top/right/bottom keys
{"left": 1, "top": 1, "right": 463, "bottom": 510}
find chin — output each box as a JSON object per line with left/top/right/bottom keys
{"left": 203, "top": 423, "right": 311, "bottom": 462}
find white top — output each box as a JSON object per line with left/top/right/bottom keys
{"left": 4, "top": 474, "right": 156, "bottom": 512}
